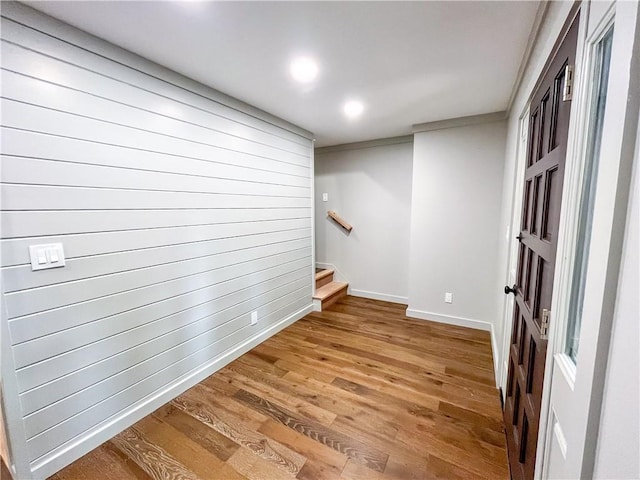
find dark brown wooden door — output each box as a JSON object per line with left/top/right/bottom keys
{"left": 503, "top": 14, "right": 579, "bottom": 480}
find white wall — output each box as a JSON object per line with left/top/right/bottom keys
{"left": 0, "top": 4, "right": 313, "bottom": 478}
{"left": 406, "top": 120, "right": 507, "bottom": 348}
{"left": 593, "top": 108, "right": 640, "bottom": 480}
{"left": 314, "top": 139, "right": 413, "bottom": 303}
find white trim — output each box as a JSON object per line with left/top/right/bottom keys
{"left": 0, "top": 279, "right": 32, "bottom": 479}
{"left": 553, "top": 417, "right": 568, "bottom": 458}
{"left": 312, "top": 298, "right": 322, "bottom": 312}
{"left": 310, "top": 141, "right": 317, "bottom": 310}
{"left": 555, "top": 353, "right": 577, "bottom": 391}
{"left": 411, "top": 111, "right": 506, "bottom": 134}
{"left": 490, "top": 323, "right": 500, "bottom": 387}
{"left": 503, "top": 361, "right": 509, "bottom": 388}
{"left": 315, "top": 135, "right": 413, "bottom": 155}
{"left": 499, "top": 108, "right": 530, "bottom": 397}
{"left": 316, "top": 262, "right": 333, "bottom": 270}
{"left": 349, "top": 289, "right": 408, "bottom": 305}
{"left": 31, "top": 304, "right": 313, "bottom": 479}
{"left": 405, "top": 308, "right": 492, "bottom": 332}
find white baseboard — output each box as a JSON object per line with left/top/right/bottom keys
{"left": 316, "top": 262, "right": 332, "bottom": 269}
{"left": 349, "top": 289, "right": 408, "bottom": 305}
{"left": 501, "top": 360, "right": 509, "bottom": 399}
{"left": 405, "top": 308, "right": 492, "bottom": 332}
{"left": 490, "top": 324, "right": 500, "bottom": 387}
{"left": 315, "top": 262, "right": 406, "bottom": 305}
{"left": 312, "top": 298, "right": 322, "bottom": 312}
{"left": 33, "top": 304, "right": 313, "bottom": 479}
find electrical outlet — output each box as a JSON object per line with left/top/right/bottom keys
{"left": 445, "top": 292, "right": 453, "bottom": 304}
{"left": 251, "top": 311, "right": 258, "bottom": 325}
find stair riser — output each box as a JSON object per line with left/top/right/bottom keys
{"left": 321, "top": 285, "right": 348, "bottom": 310}
{"left": 316, "top": 273, "right": 334, "bottom": 289}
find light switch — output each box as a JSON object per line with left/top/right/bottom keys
{"left": 322, "top": 193, "right": 328, "bottom": 202}
{"left": 29, "top": 243, "right": 66, "bottom": 271}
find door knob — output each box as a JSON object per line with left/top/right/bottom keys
{"left": 516, "top": 234, "right": 524, "bottom": 241}
{"left": 504, "top": 284, "right": 518, "bottom": 295}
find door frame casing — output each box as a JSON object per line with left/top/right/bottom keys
{"left": 498, "top": 111, "right": 529, "bottom": 392}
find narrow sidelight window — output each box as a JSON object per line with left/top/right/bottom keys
{"left": 566, "top": 27, "right": 614, "bottom": 362}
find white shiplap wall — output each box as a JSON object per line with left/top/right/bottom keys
{"left": 0, "top": 3, "right": 314, "bottom": 478}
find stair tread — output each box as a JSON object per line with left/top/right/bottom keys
{"left": 313, "top": 281, "right": 348, "bottom": 300}
{"left": 315, "top": 269, "right": 335, "bottom": 281}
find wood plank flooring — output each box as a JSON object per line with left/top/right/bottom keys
{"left": 48, "top": 296, "right": 508, "bottom": 480}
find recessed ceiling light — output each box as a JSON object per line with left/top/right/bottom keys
{"left": 290, "top": 57, "right": 319, "bottom": 83}
{"left": 343, "top": 100, "right": 364, "bottom": 118}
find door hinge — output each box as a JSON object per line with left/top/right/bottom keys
{"left": 563, "top": 65, "right": 574, "bottom": 101}
{"left": 541, "top": 309, "right": 551, "bottom": 340}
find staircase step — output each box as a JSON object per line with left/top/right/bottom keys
{"left": 313, "top": 281, "right": 348, "bottom": 310}
{"left": 313, "top": 281, "right": 347, "bottom": 300}
{"left": 315, "top": 268, "right": 334, "bottom": 289}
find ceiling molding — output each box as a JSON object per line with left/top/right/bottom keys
{"left": 315, "top": 135, "right": 414, "bottom": 155}
{"left": 505, "top": 1, "right": 551, "bottom": 116}
{"left": 412, "top": 111, "right": 506, "bottom": 134}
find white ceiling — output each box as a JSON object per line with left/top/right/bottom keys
{"left": 24, "top": 1, "right": 540, "bottom": 147}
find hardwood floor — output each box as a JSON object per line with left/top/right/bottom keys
{"left": 48, "top": 296, "right": 508, "bottom": 480}
{"left": 2, "top": 458, "right": 11, "bottom": 480}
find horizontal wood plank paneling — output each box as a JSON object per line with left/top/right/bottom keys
{"left": 4, "top": 229, "right": 310, "bottom": 292}
{"left": 1, "top": 206, "right": 311, "bottom": 238}
{"left": 23, "top": 287, "right": 311, "bottom": 440}
{"left": 0, "top": 20, "right": 309, "bottom": 149}
{"left": 1, "top": 219, "right": 310, "bottom": 267}
{"left": 13, "top": 268, "right": 310, "bottom": 372}
{"left": 18, "top": 276, "right": 311, "bottom": 421}
{"left": 1, "top": 127, "right": 310, "bottom": 180}
{"left": 7, "top": 242, "right": 310, "bottom": 319}
{"left": 1, "top": 41, "right": 310, "bottom": 157}
{"left": 0, "top": 155, "right": 309, "bottom": 201}
{"left": 0, "top": 5, "right": 313, "bottom": 476}
{"left": 1, "top": 72, "right": 308, "bottom": 167}
{"left": 26, "top": 298, "right": 311, "bottom": 462}
{"left": 1, "top": 99, "right": 310, "bottom": 176}
{"left": 9, "top": 254, "right": 311, "bottom": 344}
{"left": 1, "top": 184, "right": 312, "bottom": 212}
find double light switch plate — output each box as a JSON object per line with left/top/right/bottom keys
{"left": 29, "top": 243, "right": 66, "bottom": 271}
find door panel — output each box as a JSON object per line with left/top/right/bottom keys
{"left": 503, "top": 15, "right": 579, "bottom": 480}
